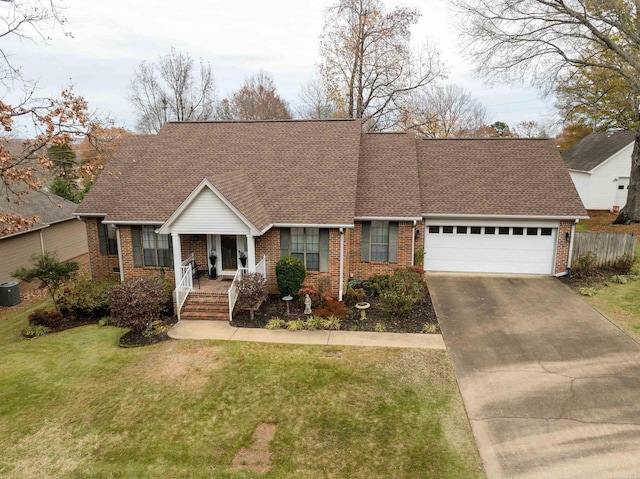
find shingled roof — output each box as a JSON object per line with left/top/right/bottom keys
{"left": 76, "top": 120, "right": 363, "bottom": 227}
{"left": 562, "top": 130, "right": 636, "bottom": 172}
{"left": 418, "top": 138, "right": 587, "bottom": 218}
{"left": 77, "top": 121, "right": 587, "bottom": 227}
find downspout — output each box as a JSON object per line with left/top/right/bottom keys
{"left": 39, "top": 229, "right": 45, "bottom": 254}
{"left": 338, "top": 228, "right": 344, "bottom": 301}
{"left": 411, "top": 220, "right": 416, "bottom": 266}
{"left": 116, "top": 227, "right": 125, "bottom": 282}
{"left": 567, "top": 221, "right": 577, "bottom": 276}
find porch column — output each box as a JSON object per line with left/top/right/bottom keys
{"left": 172, "top": 232, "right": 183, "bottom": 287}
{"left": 246, "top": 235, "right": 256, "bottom": 272}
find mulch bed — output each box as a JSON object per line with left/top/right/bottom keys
{"left": 232, "top": 289, "right": 439, "bottom": 334}
{"left": 118, "top": 315, "right": 178, "bottom": 348}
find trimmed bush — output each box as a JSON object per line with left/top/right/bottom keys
{"left": 59, "top": 276, "right": 117, "bottom": 318}
{"left": 109, "top": 277, "right": 172, "bottom": 333}
{"left": 275, "top": 255, "right": 306, "bottom": 296}
{"left": 377, "top": 268, "right": 426, "bottom": 316}
{"left": 28, "top": 309, "right": 64, "bottom": 329}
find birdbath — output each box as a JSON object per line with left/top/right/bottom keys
{"left": 282, "top": 295, "right": 293, "bottom": 316}
{"left": 355, "top": 302, "right": 370, "bottom": 320}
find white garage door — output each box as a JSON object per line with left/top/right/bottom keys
{"left": 425, "top": 224, "right": 557, "bottom": 274}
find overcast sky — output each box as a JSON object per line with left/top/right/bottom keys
{"left": 5, "top": 0, "right": 558, "bottom": 134}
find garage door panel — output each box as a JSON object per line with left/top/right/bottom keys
{"left": 425, "top": 226, "right": 557, "bottom": 275}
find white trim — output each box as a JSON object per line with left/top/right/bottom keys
{"left": 273, "top": 223, "right": 354, "bottom": 228}
{"left": 157, "top": 179, "right": 261, "bottom": 236}
{"left": 0, "top": 224, "right": 49, "bottom": 241}
{"left": 339, "top": 228, "right": 344, "bottom": 301}
{"left": 74, "top": 213, "right": 107, "bottom": 217}
{"left": 422, "top": 214, "right": 589, "bottom": 221}
{"left": 567, "top": 168, "right": 593, "bottom": 175}
{"left": 103, "top": 220, "right": 163, "bottom": 225}
{"left": 410, "top": 220, "right": 416, "bottom": 267}
{"left": 172, "top": 233, "right": 183, "bottom": 288}
{"left": 567, "top": 221, "right": 576, "bottom": 273}
{"left": 355, "top": 216, "right": 422, "bottom": 221}
{"left": 116, "top": 228, "right": 124, "bottom": 282}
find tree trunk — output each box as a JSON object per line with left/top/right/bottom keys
{"left": 615, "top": 125, "right": 640, "bottom": 224}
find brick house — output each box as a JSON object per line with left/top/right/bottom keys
{"left": 75, "top": 119, "right": 586, "bottom": 319}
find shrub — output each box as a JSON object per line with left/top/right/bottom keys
{"left": 610, "top": 274, "right": 629, "bottom": 284}
{"left": 414, "top": 248, "right": 425, "bottom": 266}
{"left": 237, "top": 273, "right": 267, "bottom": 320}
{"left": 613, "top": 254, "right": 634, "bottom": 274}
{"left": 315, "top": 299, "right": 347, "bottom": 319}
{"left": 98, "top": 316, "right": 112, "bottom": 327}
{"left": 59, "top": 276, "right": 117, "bottom": 318}
{"left": 275, "top": 256, "right": 306, "bottom": 296}
{"left": 579, "top": 287, "right": 597, "bottom": 297}
{"left": 265, "top": 318, "right": 285, "bottom": 330}
{"left": 323, "top": 315, "right": 342, "bottom": 331}
{"left": 23, "top": 324, "right": 50, "bottom": 338}
{"left": 109, "top": 277, "right": 172, "bottom": 333}
{"left": 305, "top": 316, "right": 325, "bottom": 330}
{"left": 286, "top": 319, "right": 305, "bottom": 331}
{"left": 575, "top": 252, "right": 597, "bottom": 275}
{"left": 299, "top": 285, "right": 320, "bottom": 304}
{"left": 422, "top": 323, "right": 438, "bottom": 334}
{"left": 28, "top": 309, "right": 64, "bottom": 328}
{"left": 375, "top": 322, "right": 386, "bottom": 333}
{"left": 344, "top": 287, "right": 365, "bottom": 305}
{"left": 377, "top": 269, "right": 426, "bottom": 316}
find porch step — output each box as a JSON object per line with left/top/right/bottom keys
{"left": 181, "top": 294, "right": 229, "bottom": 321}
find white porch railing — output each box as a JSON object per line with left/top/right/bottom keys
{"left": 175, "top": 254, "right": 194, "bottom": 321}
{"left": 255, "top": 254, "right": 266, "bottom": 279}
{"left": 227, "top": 267, "right": 247, "bottom": 321}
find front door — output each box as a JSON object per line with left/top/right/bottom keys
{"left": 221, "top": 235, "right": 238, "bottom": 271}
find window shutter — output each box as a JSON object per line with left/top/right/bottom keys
{"left": 361, "top": 222, "right": 370, "bottom": 262}
{"left": 97, "top": 219, "right": 107, "bottom": 256}
{"left": 280, "top": 228, "right": 290, "bottom": 258}
{"left": 388, "top": 222, "right": 399, "bottom": 263}
{"left": 319, "top": 229, "right": 330, "bottom": 272}
{"left": 131, "top": 226, "right": 143, "bottom": 267}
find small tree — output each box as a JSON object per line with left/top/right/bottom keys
{"left": 13, "top": 253, "right": 79, "bottom": 310}
{"left": 236, "top": 272, "right": 267, "bottom": 320}
{"left": 109, "top": 277, "right": 172, "bottom": 333}
{"left": 275, "top": 256, "right": 306, "bottom": 296}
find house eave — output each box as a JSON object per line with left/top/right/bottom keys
{"left": 355, "top": 216, "right": 422, "bottom": 222}
{"left": 422, "top": 213, "right": 590, "bottom": 221}
{"left": 272, "top": 223, "right": 354, "bottom": 229}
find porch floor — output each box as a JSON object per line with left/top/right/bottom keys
{"left": 191, "top": 276, "right": 235, "bottom": 295}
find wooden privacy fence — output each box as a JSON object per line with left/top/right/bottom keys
{"left": 572, "top": 232, "right": 637, "bottom": 268}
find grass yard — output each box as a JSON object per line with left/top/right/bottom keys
{"left": 0, "top": 303, "right": 484, "bottom": 479}
{"left": 583, "top": 280, "right": 640, "bottom": 344}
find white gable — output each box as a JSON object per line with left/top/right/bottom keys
{"left": 169, "top": 188, "right": 250, "bottom": 235}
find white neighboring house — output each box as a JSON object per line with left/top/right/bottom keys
{"left": 563, "top": 130, "right": 636, "bottom": 211}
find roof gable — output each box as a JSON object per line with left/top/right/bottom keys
{"left": 562, "top": 130, "right": 636, "bottom": 172}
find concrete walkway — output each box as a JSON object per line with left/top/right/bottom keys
{"left": 428, "top": 274, "right": 640, "bottom": 479}
{"left": 168, "top": 320, "right": 446, "bottom": 349}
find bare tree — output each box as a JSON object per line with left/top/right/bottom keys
{"left": 129, "top": 48, "right": 217, "bottom": 133}
{"left": 513, "top": 121, "right": 550, "bottom": 138}
{"left": 297, "top": 75, "right": 341, "bottom": 120}
{"left": 319, "top": 0, "right": 444, "bottom": 131}
{"left": 401, "top": 84, "right": 487, "bottom": 138}
{"left": 454, "top": 0, "right": 640, "bottom": 222}
{"left": 0, "top": 1, "right": 96, "bottom": 236}
{"left": 220, "top": 71, "right": 292, "bottom": 121}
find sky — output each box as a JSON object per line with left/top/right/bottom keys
{"left": 4, "top": 0, "right": 559, "bottom": 135}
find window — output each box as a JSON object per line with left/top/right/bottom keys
{"left": 281, "top": 228, "right": 329, "bottom": 272}
{"left": 370, "top": 221, "right": 390, "bottom": 262}
{"left": 428, "top": 226, "right": 440, "bottom": 234}
{"left": 443, "top": 226, "right": 454, "bottom": 234}
{"left": 470, "top": 227, "right": 481, "bottom": 235}
{"left": 484, "top": 227, "right": 496, "bottom": 235}
{"left": 619, "top": 185, "right": 625, "bottom": 190}
{"left": 98, "top": 220, "right": 118, "bottom": 256}
{"left": 527, "top": 228, "right": 538, "bottom": 236}
{"left": 541, "top": 228, "right": 553, "bottom": 236}
{"left": 457, "top": 226, "right": 467, "bottom": 234}
{"left": 291, "top": 227, "right": 320, "bottom": 271}
{"left": 513, "top": 227, "right": 524, "bottom": 235}
{"left": 139, "top": 226, "right": 172, "bottom": 267}
{"left": 360, "top": 221, "right": 398, "bottom": 263}
{"left": 499, "top": 227, "right": 510, "bottom": 235}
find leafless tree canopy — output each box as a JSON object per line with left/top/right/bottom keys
{"left": 401, "top": 84, "right": 487, "bottom": 138}
{"left": 454, "top": 0, "right": 640, "bottom": 222}
{"left": 319, "top": 0, "right": 445, "bottom": 131}
{"left": 129, "top": 48, "right": 217, "bottom": 133}
{"left": 297, "top": 75, "right": 340, "bottom": 120}
{"left": 219, "top": 71, "right": 292, "bottom": 121}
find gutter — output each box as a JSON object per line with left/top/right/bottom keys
{"left": 422, "top": 214, "right": 590, "bottom": 221}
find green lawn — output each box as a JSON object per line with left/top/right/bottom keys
{"left": 584, "top": 279, "right": 640, "bottom": 343}
{"left": 0, "top": 303, "right": 484, "bottom": 479}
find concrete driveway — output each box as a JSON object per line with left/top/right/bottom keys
{"left": 427, "top": 275, "right": 640, "bottom": 479}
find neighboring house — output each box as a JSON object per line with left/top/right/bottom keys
{"left": 562, "top": 130, "right": 636, "bottom": 211}
{"left": 0, "top": 189, "right": 89, "bottom": 283}
{"left": 75, "top": 120, "right": 586, "bottom": 318}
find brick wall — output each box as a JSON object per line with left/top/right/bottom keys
{"left": 555, "top": 220, "right": 574, "bottom": 275}
{"left": 348, "top": 221, "right": 416, "bottom": 280}
{"left": 86, "top": 218, "right": 120, "bottom": 280}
